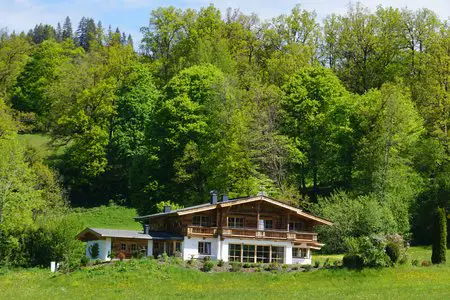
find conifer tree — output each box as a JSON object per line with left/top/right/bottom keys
{"left": 432, "top": 207, "right": 447, "bottom": 264}
{"left": 62, "top": 16, "right": 73, "bottom": 40}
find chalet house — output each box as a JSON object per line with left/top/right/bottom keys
{"left": 77, "top": 195, "right": 332, "bottom": 265}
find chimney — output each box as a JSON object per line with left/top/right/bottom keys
{"left": 143, "top": 224, "right": 149, "bottom": 234}
{"left": 222, "top": 194, "right": 229, "bottom": 202}
{"left": 164, "top": 205, "right": 172, "bottom": 213}
{"left": 210, "top": 191, "right": 218, "bottom": 204}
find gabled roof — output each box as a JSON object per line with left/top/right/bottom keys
{"left": 135, "top": 195, "right": 333, "bottom": 226}
{"left": 76, "top": 228, "right": 183, "bottom": 241}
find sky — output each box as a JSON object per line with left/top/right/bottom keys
{"left": 1, "top": 0, "right": 450, "bottom": 45}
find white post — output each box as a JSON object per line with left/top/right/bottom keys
{"left": 217, "top": 236, "right": 222, "bottom": 260}
{"left": 147, "top": 240, "right": 153, "bottom": 257}
{"left": 50, "top": 261, "right": 56, "bottom": 273}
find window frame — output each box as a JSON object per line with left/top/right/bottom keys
{"left": 263, "top": 219, "right": 273, "bottom": 229}
{"left": 228, "top": 216, "right": 244, "bottom": 228}
{"left": 120, "top": 243, "right": 126, "bottom": 251}
{"left": 293, "top": 247, "right": 308, "bottom": 258}
{"left": 198, "top": 241, "right": 212, "bottom": 255}
{"left": 193, "top": 215, "right": 211, "bottom": 227}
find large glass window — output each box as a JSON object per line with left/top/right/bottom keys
{"left": 229, "top": 244, "right": 241, "bottom": 262}
{"left": 256, "top": 246, "right": 270, "bottom": 263}
{"left": 242, "top": 245, "right": 255, "bottom": 262}
{"left": 271, "top": 246, "right": 284, "bottom": 263}
{"left": 198, "top": 242, "right": 211, "bottom": 255}
{"left": 293, "top": 248, "right": 308, "bottom": 258}
{"left": 193, "top": 215, "right": 211, "bottom": 226}
{"left": 228, "top": 217, "right": 244, "bottom": 228}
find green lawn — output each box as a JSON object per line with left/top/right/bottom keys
{"left": 0, "top": 247, "right": 449, "bottom": 300}
{"left": 68, "top": 205, "right": 141, "bottom": 230}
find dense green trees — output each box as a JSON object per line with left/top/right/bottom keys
{"left": 1, "top": 3, "right": 450, "bottom": 257}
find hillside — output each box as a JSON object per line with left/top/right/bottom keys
{"left": 67, "top": 205, "right": 141, "bottom": 230}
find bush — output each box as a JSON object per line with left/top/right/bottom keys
{"left": 344, "top": 236, "right": 390, "bottom": 268}
{"left": 88, "top": 243, "right": 99, "bottom": 259}
{"left": 323, "top": 258, "right": 330, "bottom": 268}
{"left": 310, "top": 192, "right": 398, "bottom": 253}
{"left": 230, "top": 262, "right": 242, "bottom": 272}
{"left": 303, "top": 264, "right": 312, "bottom": 272}
{"left": 431, "top": 207, "right": 447, "bottom": 264}
{"left": 411, "top": 259, "right": 419, "bottom": 266}
{"left": 314, "top": 260, "right": 320, "bottom": 268}
{"left": 202, "top": 260, "right": 215, "bottom": 272}
{"left": 217, "top": 259, "right": 224, "bottom": 267}
{"left": 343, "top": 254, "right": 364, "bottom": 269}
{"left": 132, "top": 251, "right": 145, "bottom": 259}
{"left": 80, "top": 256, "right": 89, "bottom": 266}
{"left": 385, "top": 242, "right": 401, "bottom": 265}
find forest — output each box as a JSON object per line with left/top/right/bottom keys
{"left": 0, "top": 2, "right": 449, "bottom": 266}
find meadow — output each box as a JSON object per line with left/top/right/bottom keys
{"left": 0, "top": 247, "right": 448, "bottom": 300}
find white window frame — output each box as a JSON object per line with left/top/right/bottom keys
{"left": 198, "top": 241, "right": 211, "bottom": 255}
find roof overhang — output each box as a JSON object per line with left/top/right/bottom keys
{"left": 135, "top": 196, "right": 333, "bottom": 226}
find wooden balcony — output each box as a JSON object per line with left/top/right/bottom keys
{"left": 220, "top": 227, "right": 317, "bottom": 242}
{"left": 184, "top": 225, "right": 217, "bottom": 237}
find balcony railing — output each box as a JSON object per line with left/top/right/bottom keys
{"left": 184, "top": 226, "right": 217, "bottom": 236}
{"left": 220, "top": 227, "right": 317, "bottom": 242}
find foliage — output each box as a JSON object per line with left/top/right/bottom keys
{"left": 88, "top": 243, "right": 99, "bottom": 259}
{"left": 202, "top": 260, "right": 215, "bottom": 272}
{"left": 311, "top": 191, "right": 397, "bottom": 253}
{"left": 385, "top": 243, "right": 401, "bottom": 265}
{"left": 431, "top": 207, "right": 447, "bottom": 264}
{"left": 230, "top": 262, "right": 242, "bottom": 272}
{"left": 344, "top": 235, "right": 391, "bottom": 268}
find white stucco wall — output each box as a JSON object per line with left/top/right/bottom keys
{"left": 182, "top": 236, "right": 219, "bottom": 260}
{"left": 221, "top": 238, "right": 293, "bottom": 264}
{"left": 86, "top": 238, "right": 111, "bottom": 261}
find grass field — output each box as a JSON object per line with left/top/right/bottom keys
{"left": 0, "top": 247, "right": 448, "bottom": 300}
{"left": 68, "top": 205, "right": 141, "bottom": 230}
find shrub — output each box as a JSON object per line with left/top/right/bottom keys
{"left": 243, "top": 262, "right": 252, "bottom": 268}
{"left": 314, "top": 260, "right": 320, "bottom": 268}
{"left": 268, "top": 262, "right": 280, "bottom": 271}
{"left": 230, "top": 262, "right": 242, "bottom": 272}
{"left": 80, "top": 256, "right": 89, "bottom": 266}
{"left": 291, "top": 265, "right": 299, "bottom": 271}
{"left": 385, "top": 242, "right": 401, "bottom": 265}
{"left": 282, "top": 264, "right": 289, "bottom": 271}
{"left": 343, "top": 254, "right": 364, "bottom": 269}
{"left": 187, "top": 255, "right": 195, "bottom": 266}
{"left": 202, "top": 260, "right": 215, "bottom": 272}
{"left": 88, "top": 243, "right": 99, "bottom": 259}
{"left": 333, "top": 260, "right": 341, "bottom": 267}
{"left": 132, "top": 251, "right": 145, "bottom": 259}
{"left": 303, "top": 264, "right": 312, "bottom": 272}
{"left": 323, "top": 258, "right": 330, "bottom": 268}
{"left": 344, "top": 236, "right": 390, "bottom": 268}
{"left": 431, "top": 207, "right": 447, "bottom": 264}
{"left": 117, "top": 252, "right": 126, "bottom": 261}
{"left": 421, "top": 260, "right": 432, "bottom": 267}
{"left": 411, "top": 259, "right": 419, "bottom": 266}
{"left": 217, "top": 259, "right": 224, "bottom": 267}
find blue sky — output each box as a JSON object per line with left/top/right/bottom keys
{"left": 1, "top": 0, "right": 450, "bottom": 45}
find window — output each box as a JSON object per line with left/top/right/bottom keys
{"left": 198, "top": 242, "right": 211, "bottom": 255}
{"left": 289, "top": 221, "right": 305, "bottom": 232}
{"left": 229, "top": 244, "right": 241, "bottom": 262}
{"left": 193, "top": 215, "right": 211, "bottom": 227}
{"left": 175, "top": 242, "right": 181, "bottom": 252}
{"left": 228, "top": 217, "right": 244, "bottom": 228}
{"left": 263, "top": 219, "right": 273, "bottom": 229}
{"left": 271, "top": 246, "right": 284, "bottom": 263}
{"left": 293, "top": 248, "right": 308, "bottom": 258}
{"left": 131, "top": 244, "right": 137, "bottom": 251}
{"left": 242, "top": 245, "right": 255, "bottom": 262}
{"left": 120, "top": 243, "right": 126, "bottom": 251}
{"left": 256, "top": 246, "right": 270, "bottom": 263}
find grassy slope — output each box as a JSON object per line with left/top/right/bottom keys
{"left": 68, "top": 205, "right": 141, "bottom": 230}
{"left": 1, "top": 248, "right": 449, "bottom": 300}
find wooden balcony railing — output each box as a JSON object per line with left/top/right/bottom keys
{"left": 220, "top": 227, "right": 317, "bottom": 242}
{"left": 185, "top": 226, "right": 217, "bottom": 236}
